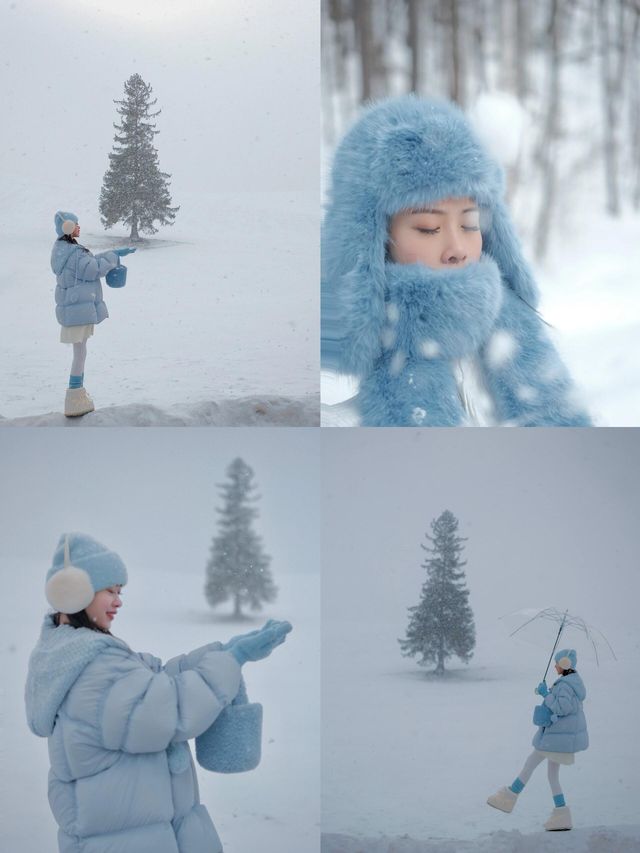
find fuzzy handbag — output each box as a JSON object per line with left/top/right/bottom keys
{"left": 106, "top": 261, "right": 127, "bottom": 288}
{"left": 195, "top": 676, "right": 263, "bottom": 773}
{"left": 533, "top": 703, "right": 552, "bottom": 727}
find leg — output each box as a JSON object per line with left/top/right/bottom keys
{"left": 511, "top": 749, "right": 546, "bottom": 792}
{"left": 70, "top": 340, "right": 88, "bottom": 386}
{"left": 547, "top": 760, "right": 565, "bottom": 806}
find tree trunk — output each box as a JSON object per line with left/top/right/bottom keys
{"left": 233, "top": 594, "right": 242, "bottom": 618}
{"left": 130, "top": 216, "right": 139, "bottom": 242}
{"left": 598, "top": 0, "right": 621, "bottom": 217}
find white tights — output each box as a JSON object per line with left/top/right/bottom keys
{"left": 517, "top": 750, "right": 563, "bottom": 797}
{"left": 71, "top": 341, "right": 88, "bottom": 377}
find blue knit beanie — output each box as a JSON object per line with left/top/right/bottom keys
{"left": 54, "top": 210, "right": 78, "bottom": 237}
{"left": 45, "top": 533, "right": 128, "bottom": 614}
{"left": 555, "top": 648, "right": 577, "bottom": 670}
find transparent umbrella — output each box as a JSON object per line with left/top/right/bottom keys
{"left": 499, "top": 607, "right": 617, "bottom": 683}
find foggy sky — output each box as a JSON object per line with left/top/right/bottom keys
{"left": 322, "top": 428, "right": 640, "bottom": 657}
{"left": 0, "top": 427, "right": 320, "bottom": 578}
{"left": 0, "top": 0, "right": 318, "bottom": 204}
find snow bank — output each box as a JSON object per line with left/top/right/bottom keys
{"left": 0, "top": 395, "right": 319, "bottom": 427}
{"left": 322, "top": 825, "right": 640, "bottom": 852}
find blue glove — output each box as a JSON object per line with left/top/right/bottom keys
{"left": 535, "top": 681, "right": 549, "bottom": 697}
{"left": 114, "top": 247, "right": 137, "bottom": 257}
{"left": 226, "top": 620, "right": 292, "bottom": 666}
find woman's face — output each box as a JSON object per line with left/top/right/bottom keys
{"left": 85, "top": 585, "right": 123, "bottom": 630}
{"left": 72, "top": 223, "right": 80, "bottom": 238}
{"left": 388, "top": 197, "right": 482, "bottom": 269}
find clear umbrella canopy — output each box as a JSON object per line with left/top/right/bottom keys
{"left": 499, "top": 607, "right": 617, "bottom": 672}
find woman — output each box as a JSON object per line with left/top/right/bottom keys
{"left": 25, "top": 532, "right": 291, "bottom": 853}
{"left": 321, "top": 95, "right": 592, "bottom": 427}
{"left": 51, "top": 211, "right": 136, "bottom": 417}
{"left": 487, "top": 648, "right": 588, "bottom": 831}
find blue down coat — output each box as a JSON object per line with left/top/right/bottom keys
{"left": 51, "top": 239, "right": 119, "bottom": 326}
{"left": 321, "top": 95, "right": 592, "bottom": 426}
{"left": 25, "top": 614, "right": 242, "bottom": 853}
{"left": 532, "top": 671, "right": 589, "bottom": 753}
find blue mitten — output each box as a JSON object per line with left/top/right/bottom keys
{"left": 114, "top": 247, "right": 137, "bottom": 256}
{"left": 535, "top": 681, "right": 549, "bottom": 697}
{"left": 227, "top": 620, "right": 292, "bottom": 666}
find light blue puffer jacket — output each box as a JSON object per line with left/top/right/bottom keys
{"left": 25, "top": 614, "right": 242, "bottom": 853}
{"left": 51, "top": 239, "right": 119, "bottom": 326}
{"left": 532, "top": 671, "right": 589, "bottom": 753}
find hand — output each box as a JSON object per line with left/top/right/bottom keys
{"left": 227, "top": 620, "right": 292, "bottom": 666}
{"left": 535, "top": 681, "right": 549, "bottom": 697}
{"left": 114, "top": 247, "right": 137, "bottom": 257}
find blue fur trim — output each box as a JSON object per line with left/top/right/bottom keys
{"left": 510, "top": 778, "right": 525, "bottom": 794}
{"left": 554, "top": 794, "right": 566, "bottom": 807}
{"left": 69, "top": 375, "right": 83, "bottom": 389}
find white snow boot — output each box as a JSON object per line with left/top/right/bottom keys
{"left": 486, "top": 786, "right": 518, "bottom": 813}
{"left": 544, "top": 805, "right": 572, "bottom": 831}
{"left": 64, "top": 387, "right": 94, "bottom": 417}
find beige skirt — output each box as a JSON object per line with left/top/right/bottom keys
{"left": 538, "top": 750, "right": 575, "bottom": 765}
{"left": 60, "top": 324, "right": 95, "bottom": 344}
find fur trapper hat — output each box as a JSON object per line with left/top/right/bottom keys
{"left": 45, "top": 533, "right": 128, "bottom": 614}
{"left": 54, "top": 210, "right": 78, "bottom": 237}
{"left": 322, "top": 95, "right": 539, "bottom": 370}
{"left": 555, "top": 648, "right": 577, "bottom": 670}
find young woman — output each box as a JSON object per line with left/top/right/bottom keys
{"left": 25, "top": 532, "right": 291, "bottom": 853}
{"left": 487, "top": 648, "right": 588, "bottom": 831}
{"left": 51, "top": 211, "right": 136, "bottom": 417}
{"left": 321, "top": 95, "right": 592, "bottom": 427}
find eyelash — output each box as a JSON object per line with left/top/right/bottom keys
{"left": 415, "top": 226, "right": 480, "bottom": 234}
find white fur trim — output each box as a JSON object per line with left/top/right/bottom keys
{"left": 45, "top": 566, "right": 94, "bottom": 613}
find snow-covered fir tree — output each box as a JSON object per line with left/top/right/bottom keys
{"left": 399, "top": 510, "right": 475, "bottom": 675}
{"left": 99, "top": 73, "right": 179, "bottom": 241}
{"left": 205, "top": 458, "right": 277, "bottom": 618}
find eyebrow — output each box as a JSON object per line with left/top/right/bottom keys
{"left": 409, "top": 206, "right": 479, "bottom": 215}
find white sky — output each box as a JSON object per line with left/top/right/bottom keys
{"left": 0, "top": 428, "right": 320, "bottom": 578}
{"left": 0, "top": 0, "right": 318, "bottom": 202}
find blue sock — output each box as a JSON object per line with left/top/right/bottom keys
{"left": 69, "top": 375, "right": 83, "bottom": 389}
{"left": 510, "top": 777, "right": 524, "bottom": 794}
{"left": 553, "top": 793, "right": 566, "bottom": 807}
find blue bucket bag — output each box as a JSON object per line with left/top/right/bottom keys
{"left": 195, "top": 676, "right": 263, "bottom": 773}
{"left": 106, "top": 261, "right": 127, "bottom": 288}
{"left": 533, "top": 703, "right": 552, "bottom": 727}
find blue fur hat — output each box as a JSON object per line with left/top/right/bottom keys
{"left": 54, "top": 210, "right": 78, "bottom": 237}
{"left": 555, "top": 648, "right": 577, "bottom": 670}
{"left": 45, "top": 533, "right": 128, "bottom": 614}
{"left": 322, "top": 95, "right": 538, "bottom": 371}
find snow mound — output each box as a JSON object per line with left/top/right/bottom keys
{"left": 322, "top": 825, "right": 640, "bottom": 852}
{"left": 0, "top": 395, "right": 319, "bottom": 427}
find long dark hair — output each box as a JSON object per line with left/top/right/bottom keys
{"left": 57, "top": 234, "right": 90, "bottom": 253}
{"left": 51, "top": 610, "right": 112, "bottom": 635}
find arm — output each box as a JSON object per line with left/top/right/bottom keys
{"left": 544, "top": 682, "right": 578, "bottom": 719}
{"left": 75, "top": 249, "right": 119, "bottom": 281}
{"left": 97, "top": 645, "right": 241, "bottom": 753}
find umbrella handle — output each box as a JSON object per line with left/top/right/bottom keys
{"left": 541, "top": 609, "right": 568, "bottom": 685}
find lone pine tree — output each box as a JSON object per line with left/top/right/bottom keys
{"left": 205, "top": 458, "right": 277, "bottom": 618}
{"left": 99, "top": 73, "right": 179, "bottom": 241}
{"left": 399, "top": 509, "right": 475, "bottom": 675}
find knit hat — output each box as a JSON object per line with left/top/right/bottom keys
{"left": 321, "top": 95, "right": 539, "bottom": 370}
{"left": 555, "top": 648, "right": 577, "bottom": 670}
{"left": 45, "top": 533, "right": 128, "bottom": 614}
{"left": 54, "top": 210, "right": 78, "bottom": 237}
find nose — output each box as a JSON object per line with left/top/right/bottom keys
{"left": 440, "top": 227, "right": 467, "bottom": 265}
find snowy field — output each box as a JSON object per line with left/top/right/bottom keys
{"left": 0, "top": 188, "right": 319, "bottom": 426}
{"left": 0, "top": 567, "right": 320, "bottom": 853}
{"left": 321, "top": 429, "right": 640, "bottom": 851}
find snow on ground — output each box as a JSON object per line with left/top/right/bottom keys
{"left": 0, "top": 568, "right": 319, "bottom": 853}
{"left": 0, "top": 186, "right": 319, "bottom": 425}
{"left": 322, "top": 825, "right": 640, "bottom": 852}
